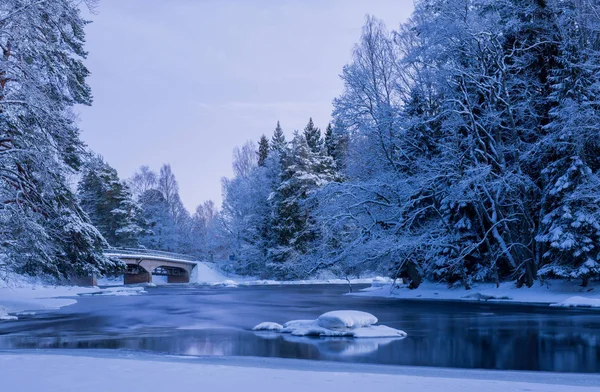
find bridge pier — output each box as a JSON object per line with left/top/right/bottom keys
{"left": 167, "top": 273, "right": 190, "bottom": 284}
{"left": 124, "top": 271, "right": 152, "bottom": 285}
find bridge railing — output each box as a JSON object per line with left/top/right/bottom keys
{"left": 104, "top": 247, "right": 200, "bottom": 263}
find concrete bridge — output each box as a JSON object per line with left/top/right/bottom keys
{"left": 104, "top": 248, "right": 199, "bottom": 285}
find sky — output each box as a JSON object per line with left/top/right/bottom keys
{"left": 78, "top": 0, "right": 414, "bottom": 212}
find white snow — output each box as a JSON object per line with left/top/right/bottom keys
{"left": 252, "top": 322, "right": 284, "bottom": 331}
{"left": 354, "top": 280, "right": 600, "bottom": 307}
{"left": 0, "top": 309, "right": 17, "bottom": 321}
{"left": 316, "top": 310, "right": 378, "bottom": 329}
{"left": 211, "top": 279, "right": 239, "bottom": 288}
{"left": 350, "top": 325, "right": 407, "bottom": 338}
{"left": 259, "top": 310, "right": 406, "bottom": 338}
{"left": 79, "top": 286, "right": 146, "bottom": 296}
{"left": 239, "top": 276, "right": 393, "bottom": 286}
{"left": 0, "top": 274, "right": 99, "bottom": 321}
{"left": 550, "top": 296, "right": 600, "bottom": 308}
{"left": 191, "top": 262, "right": 230, "bottom": 284}
{"left": 1, "top": 353, "right": 599, "bottom": 392}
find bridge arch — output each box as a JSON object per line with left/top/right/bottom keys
{"left": 150, "top": 265, "right": 190, "bottom": 284}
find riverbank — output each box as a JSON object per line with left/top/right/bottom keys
{"left": 1, "top": 350, "right": 599, "bottom": 392}
{"left": 0, "top": 274, "right": 150, "bottom": 320}
{"left": 352, "top": 280, "right": 600, "bottom": 308}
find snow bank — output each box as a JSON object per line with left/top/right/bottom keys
{"left": 191, "top": 262, "right": 230, "bottom": 284}
{"left": 0, "top": 307, "right": 18, "bottom": 321}
{"left": 354, "top": 280, "right": 600, "bottom": 307}
{"left": 550, "top": 296, "right": 600, "bottom": 308}
{"left": 210, "top": 279, "right": 238, "bottom": 288}
{"left": 240, "top": 276, "right": 393, "bottom": 286}
{"left": 2, "top": 353, "right": 598, "bottom": 392}
{"left": 254, "top": 310, "right": 406, "bottom": 339}
{"left": 79, "top": 287, "right": 146, "bottom": 297}
{"left": 0, "top": 283, "right": 97, "bottom": 321}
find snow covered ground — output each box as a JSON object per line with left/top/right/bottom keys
{"left": 1, "top": 351, "right": 598, "bottom": 392}
{"left": 0, "top": 274, "right": 147, "bottom": 320}
{"left": 0, "top": 275, "right": 96, "bottom": 320}
{"left": 354, "top": 280, "right": 600, "bottom": 308}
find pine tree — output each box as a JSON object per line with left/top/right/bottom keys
{"left": 78, "top": 156, "right": 147, "bottom": 248}
{"left": 257, "top": 135, "right": 269, "bottom": 167}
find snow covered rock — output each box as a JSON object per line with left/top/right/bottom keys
{"left": 252, "top": 322, "right": 284, "bottom": 331}
{"left": 316, "top": 310, "right": 378, "bottom": 329}
{"left": 283, "top": 323, "right": 348, "bottom": 337}
{"left": 255, "top": 310, "right": 406, "bottom": 339}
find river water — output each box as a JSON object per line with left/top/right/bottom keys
{"left": 0, "top": 284, "right": 598, "bottom": 373}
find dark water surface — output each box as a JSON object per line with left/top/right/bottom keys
{"left": 0, "top": 284, "right": 598, "bottom": 372}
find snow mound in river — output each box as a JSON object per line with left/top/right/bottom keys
{"left": 253, "top": 310, "right": 406, "bottom": 338}
{"left": 317, "top": 310, "right": 378, "bottom": 329}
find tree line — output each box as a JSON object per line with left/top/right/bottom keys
{"left": 220, "top": 0, "right": 600, "bottom": 288}
{"left": 78, "top": 157, "right": 221, "bottom": 261}
{"left": 2, "top": 0, "right": 600, "bottom": 288}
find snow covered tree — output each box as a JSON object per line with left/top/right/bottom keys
{"left": 0, "top": 0, "right": 119, "bottom": 278}
{"left": 129, "top": 165, "right": 158, "bottom": 200}
{"left": 535, "top": 1, "right": 600, "bottom": 286}
{"left": 271, "top": 121, "right": 287, "bottom": 154}
{"left": 221, "top": 144, "right": 275, "bottom": 275}
{"left": 138, "top": 188, "right": 179, "bottom": 252}
{"left": 78, "top": 156, "right": 147, "bottom": 248}
{"left": 232, "top": 141, "right": 258, "bottom": 178}
{"left": 269, "top": 125, "right": 336, "bottom": 274}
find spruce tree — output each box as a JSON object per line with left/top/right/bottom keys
{"left": 303, "top": 118, "right": 322, "bottom": 154}
{"left": 271, "top": 121, "right": 287, "bottom": 154}
{"left": 257, "top": 135, "right": 269, "bottom": 167}
{"left": 535, "top": 2, "right": 600, "bottom": 286}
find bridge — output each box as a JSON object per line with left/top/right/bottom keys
{"left": 104, "top": 248, "right": 199, "bottom": 285}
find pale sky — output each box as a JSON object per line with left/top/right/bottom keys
{"left": 78, "top": 1, "right": 414, "bottom": 211}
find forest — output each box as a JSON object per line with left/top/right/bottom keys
{"left": 2, "top": 0, "right": 600, "bottom": 289}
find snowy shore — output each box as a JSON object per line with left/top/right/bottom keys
{"left": 1, "top": 351, "right": 599, "bottom": 392}
{"left": 352, "top": 280, "right": 600, "bottom": 308}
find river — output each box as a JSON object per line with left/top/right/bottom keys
{"left": 0, "top": 284, "right": 598, "bottom": 373}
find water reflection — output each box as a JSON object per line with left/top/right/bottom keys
{"left": 0, "top": 285, "right": 598, "bottom": 372}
